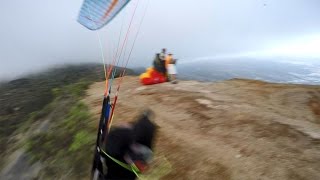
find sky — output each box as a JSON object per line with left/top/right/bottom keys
{"left": 0, "top": 0, "right": 320, "bottom": 80}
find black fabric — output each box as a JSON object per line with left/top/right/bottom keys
{"left": 91, "top": 96, "right": 109, "bottom": 179}
{"left": 153, "top": 54, "right": 163, "bottom": 73}
{"left": 104, "top": 116, "right": 157, "bottom": 180}
{"left": 104, "top": 157, "right": 135, "bottom": 180}
{"left": 105, "top": 128, "right": 134, "bottom": 157}
{"left": 133, "top": 116, "right": 156, "bottom": 149}
{"left": 92, "top": 150, "right": 104, "bottom": 178}
{"left": 105, "top": 128, "right": 136, "bottom": 180}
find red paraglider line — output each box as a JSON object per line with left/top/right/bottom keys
{"left": 103, "top": 8, "right": 126, "bottom": 96}
{"left": 108, "top": 0, "right": 150, "bottom": 129}
{"left": 105, "top": 0, "right": 140, "bottom": 130}
{"left": 120, "top": 0, "right": 150, "bottom": 82}
{"left": 107, "top": 8, "right": 126, "bottom": 81}
{"left": 108, "top": 0, "right": 139, "bottom": 75}
{"left": 105, "top": 0, "right": 140, "bottom": 96}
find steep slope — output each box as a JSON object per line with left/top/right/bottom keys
{"left": 0, "top": 64, "right": 135, "bottom": 179}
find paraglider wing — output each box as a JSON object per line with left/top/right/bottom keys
{"left": 78, "top": 0, "right": 131, "bottom": 30}
{"left": 140, "top": 67, "right": 166, "bottom": 85}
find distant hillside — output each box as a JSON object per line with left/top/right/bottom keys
{"left": 131, "top": 66, "right": 147, "bottom": 75}
{"left": 0, "top": 63, "right": 134, "bottom": 170}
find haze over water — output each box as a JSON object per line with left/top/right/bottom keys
{"left": 177, "top": 58, "right": 320, "bottom": 85}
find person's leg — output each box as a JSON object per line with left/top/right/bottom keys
{"left": 171, "top": 74, "right": 178, "bottom": 84}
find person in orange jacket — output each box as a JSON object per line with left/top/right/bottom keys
{"left": 165, "top": 53, "right": 172, "bottom": 69}
{"left": 166, "top": 53, "right": 178, "bottom": 83}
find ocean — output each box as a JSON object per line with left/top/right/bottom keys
{"left": 176, "top": 58, "right": 320, "bottom": 85}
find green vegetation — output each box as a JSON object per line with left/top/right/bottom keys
{"left": 0, "top": 64, "right": 135, "bottom": 176}
{"left": 0, "top": 64, "right": 133, "bottom": 155}
{"left": 26, "top": 81, "right": 96, "bottom": 178}
{"left": 69, "top": 130, "right": 93, "bottom": 152}
{"left": 0, "top": 64, "right": 100, "bottom": 157}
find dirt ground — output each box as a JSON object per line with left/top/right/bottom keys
{"left": 84, "top": 76, "right": 320, "bottom": 180}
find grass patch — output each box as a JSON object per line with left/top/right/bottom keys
{"left": 69, "top": 131, "right": 93, "bottom": 152}
{"left": 26, "top": 81, "right": 96, "bottom": 178}
{"left": 0, "top": 64, "right": 134, "bottom": 173}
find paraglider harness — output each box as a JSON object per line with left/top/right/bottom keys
{"left": 77, "top": 0, "right": 154, "bottom": 178}
{"left": 91, "top": 95, "right": 153, "bottom": 180}
{"left": 91, "top": 95, "right": 132, "bottom": 179}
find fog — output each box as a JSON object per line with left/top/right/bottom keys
{"left": 1, "top": 0, "right": 320, "bottom": 80}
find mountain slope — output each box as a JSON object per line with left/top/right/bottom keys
{"left": 1, "top": 69, "right": 319, "bottom": 179}
{"left": 0, "top": 64, "right": 135, "bottom": 179}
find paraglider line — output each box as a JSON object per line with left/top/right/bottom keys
{"left": 108, "top": 0, "right": 150, "bottom": 129}
{"left": 107, "top": 10, "right": 127, "bottom": 90}
{"left": 86, "top": 5, "right": 109, "bottom": 94}
{"left": 106, "top": 0, "right": 140, "bottom": 84}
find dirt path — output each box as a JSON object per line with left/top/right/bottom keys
{"left": 84, "top": 77, "right": 320, "bottom": 180}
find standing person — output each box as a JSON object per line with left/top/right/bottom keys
{"left": 153, "top": 53, "right": 162, "bottom": 73}
{"left": 159, "top": 48, "right": 166, "bottom": 62}
{"left": 159, "top": 48, "right": 167, "bottom": 75}
{"left": 165, "top": 53, "right": 172, "bottom": 70}
{"left": 167, "top": 54, "right": 178, "bottom": 84}
{"left": 165, "top": 53, "right": 173, "bottom": 81}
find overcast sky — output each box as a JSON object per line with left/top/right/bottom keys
{"left": 0, "top": 0, "right": 320, "bottom": 79}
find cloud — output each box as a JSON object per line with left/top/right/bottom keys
{"left": 1, "top": 0, "right": 320, "bottom": 79}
